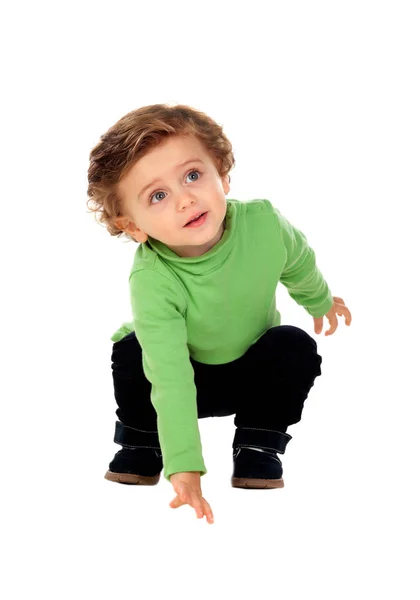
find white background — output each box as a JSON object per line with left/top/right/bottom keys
{"left": 2, "top": 0, "right": 419, "bottom": 598}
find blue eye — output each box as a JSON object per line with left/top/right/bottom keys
{"left": 149, "top": 169, "right": 201, "bottom": 204}
{"left": 150, "top": 191, "right": 166, "bottom": 204}
{"left": 186, "top": 170, "right": 200, "bottom": 183}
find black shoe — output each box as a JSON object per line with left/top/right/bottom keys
{"left": 105, "top": 447, "right": 163, "bottom": 485}
{"left": 104, "top": 421, "right": 163, "bottom": 486}
{"left": 231, "top": 427, "right": 292, "bottom": 489}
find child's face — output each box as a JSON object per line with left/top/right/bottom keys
{"left": 115, "top": 134, "right": 230, "bottom": 257}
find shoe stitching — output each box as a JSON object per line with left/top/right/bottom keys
{"left": 240, "top": 426, "right": 280, "bottom": 432}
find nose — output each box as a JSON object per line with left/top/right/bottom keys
{"left": 176, "top": 189, "right": 196, "bottom": 212}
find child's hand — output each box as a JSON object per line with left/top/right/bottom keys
{"left": 313, "top": 296, "right": 352, "bottom": 336}
{"left": 169, "top": 471, "right": 214, "bottom": 524}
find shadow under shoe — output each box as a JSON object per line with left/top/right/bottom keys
{"left": 231, "top": 427, "right": 292, "bottom": 489}
{"left": 104, "top": 421, "right": 163, "bottom": 485}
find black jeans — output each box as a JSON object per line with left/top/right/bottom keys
{"left": 110, "top": 325, "right": 323, "bottom": 448}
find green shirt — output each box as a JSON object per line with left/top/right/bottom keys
{"left": 111, "top": 199, "right": 333, "bottom": 481}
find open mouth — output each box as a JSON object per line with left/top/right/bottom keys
{"left": 184, "top": 212, "right": 208, "bottom": 227}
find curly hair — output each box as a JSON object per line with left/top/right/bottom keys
{"left": 86, "top": 103, "right": 236, "bottom": 243}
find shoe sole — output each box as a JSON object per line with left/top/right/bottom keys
{"left": 104, "top": 470, "right": 160, "bottom": 485}
{"left": 231, "top": 476, "right": 284, "bottom": 489}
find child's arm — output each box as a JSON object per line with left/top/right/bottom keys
{"left": 129, "top": 268, "right": 207, "bottom": 482}
{"left": 275, "top": 209, "right": 334, "bottom": 319}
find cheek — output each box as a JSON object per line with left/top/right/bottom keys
{"left": 157, "top": 214, "right": 177, "bottom": 234}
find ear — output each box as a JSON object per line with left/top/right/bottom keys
{"left": 222, "top": 174, "right": 231, "bottom": 195}
{"left": 114, "top": 217, "right": 148, "bottom": 243}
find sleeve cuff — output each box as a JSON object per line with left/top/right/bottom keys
{"left": 164, "top": 458, "right": 207, "bottom": 482}
{"left": 306, "top": 293, "right": 334, "bottom": 318}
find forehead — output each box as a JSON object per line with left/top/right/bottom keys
{"left": 140, "top": 134, "right": 211, "bottom": 167}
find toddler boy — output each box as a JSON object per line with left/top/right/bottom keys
{"left": 87, "top": 104, "right": 352, "bottom": 525}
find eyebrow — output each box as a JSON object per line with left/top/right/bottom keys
{"left": 137, "top": 158, "right": 205, "bottom": 200}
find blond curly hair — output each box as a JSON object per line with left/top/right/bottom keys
{"left": 86, "top": 103, "right": 236, "bottom": 243}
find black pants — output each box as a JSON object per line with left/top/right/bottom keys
{"left": 110, "top": 325, "right": 323, "bottom": 448}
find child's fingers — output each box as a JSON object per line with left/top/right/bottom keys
{"left": 191, "top": 494, "right": 214, "bottom": 524}
{"left": 170, "top": 483, "right": 195, "bottom": 505}
{"left": 169, "top": 495, "right": 185, "bottom": 509}
{"left": 202, "top": 499, "right": 214, "bottom": 524}
{"left": 169, "top": 491, "right": 214, "bottom": 523}
{"left": 169, "top": 491, "right": 201, "bottom": 515}
{"left": 171, "top": 483, "right": 188, "bottom": 502}
{"left": 343, "top": 306, "right": 352, "bottom": 325}
{"left": 170, "top": 481, "right": 208, "bottom": 518}
{"left": 189, "top": 492, "right": 205, "bottom": 518}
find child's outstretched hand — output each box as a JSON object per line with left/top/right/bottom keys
{"left": 169, "top": 471, "right": 214, "bottom": 524}
{"left": 313, "top": 296, "right": 352, "bottom": 336}
{"left": 169, "top": 471, "right": 214, "bottom": 523}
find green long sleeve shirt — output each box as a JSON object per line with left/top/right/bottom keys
{"left": 110, "top": 199, "right": 334, "bottom": 481}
